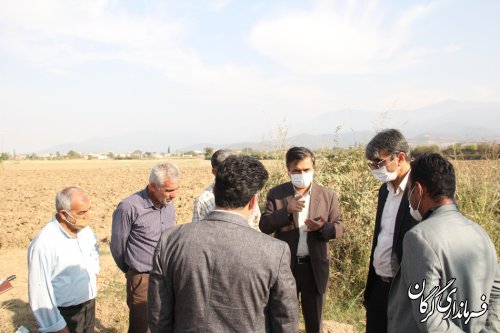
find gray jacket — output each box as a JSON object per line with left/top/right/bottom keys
{"left": 148, "top": 210, "right": 299, "bottom": 333}
{"left": 388, "top": 205, "right": 500, "bottom": 333}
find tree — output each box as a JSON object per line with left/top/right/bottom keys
{"left": 412, "top": 145, "right": 440, "bottom": 158}
{"left": 131, "top": 150, "right": 143, "bottom": 159}
{"left": 66, "top": 150, "right": 82, "bottom": 159}
{"left": 204, "top": 147, "right": 214, "bottom": 160}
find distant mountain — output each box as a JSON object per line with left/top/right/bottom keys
{"left": 38, "top": 130, "right": 208, "bottom": 154}
{"left": 39, "top": 100, "right": 500, "bottom": 154}
{"left": 288, "top": 100, "right": 500, "bottom": 138}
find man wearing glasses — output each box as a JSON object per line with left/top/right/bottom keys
{"left": 363, "top": 129, "right": 418, "bottom": 333}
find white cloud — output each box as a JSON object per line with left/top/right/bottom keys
{"left": 0, "top": 0, "right": 187, "bottom": 72}
{"left": 208, "top": 0, "right": 232, "bottom": 12}
{"left": 0, "top": 0, "right": 298, "bottom": 95}
{"left": 249, "top": 0, "right": 436, "bottom": 75}
{"left": 0, "top": 0, "right": 336, "bottom": 144}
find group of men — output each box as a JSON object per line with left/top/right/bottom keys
{"left": 27, "top": 129, "right": 499, "bottom": 333}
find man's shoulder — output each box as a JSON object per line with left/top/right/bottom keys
{"left": 159, "top": 223, "right": 189, "bottom": 241}
{"left": 117, "top": 189, "right": 146, "bottom": 209}
{"left": 412, "top": 206, "right": 488, "bottom": 242}
{"left": 267, "top": 182, "right": 293, "bottom": 196}
{"left": 29, "top": 219, "right": 59, "bottom": 252}
{"left": 404, "top": 209, "right": 459, "bottom": 248}
{"left": 254, "top": 229, "right": 288, "bottom": 247}
{"left": 78, "top": 225, "right": 97, "bottom": 241}
{"left": 312, "top": 183, "right": 338, "bottom": 199}
{"left": 194, "top": 188, "right": 215, "bottom": 204}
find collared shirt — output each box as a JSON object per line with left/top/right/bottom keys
{"left": 192, "top": 183, "right": 217, "bottom": 223}
{"left": 295, "top": 186, "right": 312, "bottom": 256}
{"left": 111, "top": 187, "right": 175, "bottom": 273}
{"left": 28, "top": 217, "right": 99, "bottom": 333}
{"left": 192, "top": 182, "right": 262, "bottom": 230}
{"left": 373, "top": 171, "right": 410, "bottom": 277}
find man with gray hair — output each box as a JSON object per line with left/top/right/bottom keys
{"left": 192, "top": 149, "right": 261, "bottom": 229}
{"left": 363, "top": 129, "right": 418, "bottom": 333}
{"left": 149, "top": 156, "right": 298, "bottom": 332}
{"left": 111, "top": 162, "right": 180, "bottom": 333}
{"left": 28, "top": 186, "right": 99, "bottom": 333}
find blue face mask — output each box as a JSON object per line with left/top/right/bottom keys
{"left": 408, "top": 184, "right": 422, "bottom": 221}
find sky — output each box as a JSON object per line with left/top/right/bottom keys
{"left": 0, "top": 0, "right": 499, "bottom": 153}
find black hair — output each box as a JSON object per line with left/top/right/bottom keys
{"left": 214, "top": 155, "right": 269, "bottom": 208}
{"left": 285, "top": 147, "right": 315, "bottom": 169}
{"left": 211, "top": 149, "right": 234, "bottom": 169}
{"left": 365, "top": 129, "right": 410, "bottom": 161}
{"left": 410, "top": 153, "right": 456, "bottom": 201}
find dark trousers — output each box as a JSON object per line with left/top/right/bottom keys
{"left": 126, "top": 270, "right": 151, "bottom": 333}
{"left": 293, "top": 260, "right": 325, "bottom": 333}
{"left": 365, "top": 275, "right": 391, "bottom": 333}
{"left": 58, "top": 298, "right": 95, "bottom": 333}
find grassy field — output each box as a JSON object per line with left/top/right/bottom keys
{"left": 0, "top": 154, "right": 498, "bottom": 332}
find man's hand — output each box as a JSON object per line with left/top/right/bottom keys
{"left": 287, "top": 196, "right": 305, "bottom": 214}
{"left": 52, "top": 326, "right": 70, "bottom": 333}
{"left": 305, "top": 216, "right": 326, "bottom": 232}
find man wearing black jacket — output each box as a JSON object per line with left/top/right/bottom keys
{"left": 364, "top": 129, "right": 417, "bottom": 333}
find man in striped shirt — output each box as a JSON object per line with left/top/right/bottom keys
{"left": 193, "top": 149, "right": 261, "bottom": 229}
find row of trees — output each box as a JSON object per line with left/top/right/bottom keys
{"left": 203, "top": 147, "right": 282, "bottom": 160}
{"left": 203, "top": 142, "right": 499, "bottom": 161}
{"left": 411, "top": 142, "right": 499, "bottom": 160}
{"left": 0, "top": 150, "right": 84, "bottom": 161}
{"left": 0, "top": 150, "right": 167, "bottom": 161}
{"left": 1, "top": 142, "right": 497, "bottom": 163}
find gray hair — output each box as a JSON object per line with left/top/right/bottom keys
{"left": 211, "top": 149, "right": 234, "bottom": 169}
{"left": 365, "top": 129, "right": 411, "bottom": 161}
{"left": 55, "top": 186, "right": 86, "bottom": 212}
{"left": 149, "top": 162, "right": 180, "bottom": 185}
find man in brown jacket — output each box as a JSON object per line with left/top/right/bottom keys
{"left": 260, "top": 146, "right": 344, "bottom": 333}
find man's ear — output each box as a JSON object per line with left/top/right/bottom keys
{"left": 397, "top": 151, "right": 406, "bottom": 164}
{"left": 415, "top": 181, "right": 425, "bottom": 197}
{"left": 211, "top": 168, "right": 217, "bottom": 177}
{"left": 248, "top": 193, "right": 258, "bottom": 211}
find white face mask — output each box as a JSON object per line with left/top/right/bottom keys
{"left": 371, "top": 166, "right": 397, "bottom": 183}
{"left": 408, "top": 184, "right": 423, "bottom": 222}
{"left": 290, "top": 171, "right": 313, "bottom": 189}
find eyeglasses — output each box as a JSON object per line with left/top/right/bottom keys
{"left": 367, "top": 154, "right": 396, "bottom": 169}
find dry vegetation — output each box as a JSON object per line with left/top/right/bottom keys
{"left": 0, "top": 156, "right": 498, "bottom": 332}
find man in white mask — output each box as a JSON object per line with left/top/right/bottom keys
{"left": 363, "top": 129, "right": 418, "bottom": 333}
{"left": 260, "top": 146, "right": 344, "bottom": 333}
{"left": 388, "top": 153, "right": 499, "bottom": 333}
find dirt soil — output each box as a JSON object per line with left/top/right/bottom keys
{"left": 0, "top": 159, "right": 212, "bottom": 332}
{"left": 0, "top": 159, "right": 356, "bottom": 332}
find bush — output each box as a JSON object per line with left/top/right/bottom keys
{"left": 262, "top": 147, "right": 499, "bottom": 331}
